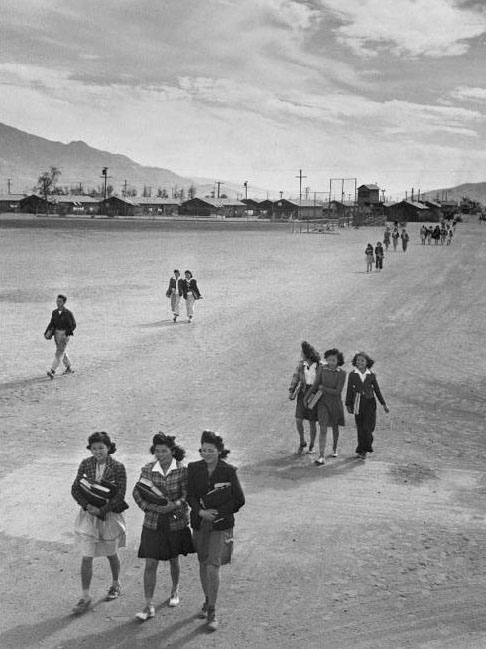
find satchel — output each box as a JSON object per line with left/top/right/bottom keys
{"left": 200, "top": 484, "right": 232, "bottom": 509}
{"left": 44, "top": 328, "right": 54, "bottom": 340}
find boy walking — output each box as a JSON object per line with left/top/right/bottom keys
{"left": 45, "top": 294, "right": 76, "bottom": 378}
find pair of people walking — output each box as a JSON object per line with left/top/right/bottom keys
{"left": 289, "top": 342, "right": 346, "bottom": 465}
{"left": 289, "top": 343, "right": 389, "bottom": 464}
{"left": 71, "top": 429, "right": 244, "bottom": 632}
{"left": 166, "top": 270, "right": 202, "bottom": 323}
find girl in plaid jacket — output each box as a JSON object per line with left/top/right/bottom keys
{"left": 133, "top": 433, "right": 194, "bottom": 621}
{"left": 71, "top": 432, "right": 128, "bottom": 614}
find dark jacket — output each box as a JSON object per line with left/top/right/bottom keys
{"left": 71, "top": 455, "right": 129, "bottom": 518}
{"left": 187, "top": 459, "right": 245, "bottom": 531}
{"left": 45, "top": 308, "right": 76, "bottom": 336}
{"left": 166, "top": 277, "right": 183, "bottom": 297}
{"left": 182, "top": 278, "right": 201, "bottom": 300}
{"left": 345, "top": 370, "right": 387, "bottom": 409}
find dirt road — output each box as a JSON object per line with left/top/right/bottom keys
{"left": 0, "top": 218, "right": 485, "bottom": 648}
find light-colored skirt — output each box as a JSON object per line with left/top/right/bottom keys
{"left": 74, "top": 509, "right": 126, "bottom": 557}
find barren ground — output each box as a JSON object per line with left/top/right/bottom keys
{"left": 0, "top": 216, "right": 485, "bottom": 649}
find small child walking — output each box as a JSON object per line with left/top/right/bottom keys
{"left": 365, "top": 244, "right": 374, "bottom": 273}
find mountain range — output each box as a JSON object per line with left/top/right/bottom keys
{"left": 0, "top": 123, "right": 252, "bottom": 198}
{"left": 0, "top": 122, "right": 484, "bottom": 204}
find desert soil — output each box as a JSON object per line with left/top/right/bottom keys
{"left": 0, "top": 216, "right": 485, "bottom": 649}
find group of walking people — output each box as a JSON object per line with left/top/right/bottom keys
{"left": 420, "top": 222, "right": 455, "bottom": 246}
{"left": 289, "top": 342, "right": 389, "bottom": 465}
{"left": 383, "top": 224, "right": 410, "bottom": 253}
{"left": 71, "top": 429, "right": 245, "bottom": 633}
{"left": 166, "top": 269, "right": 202, "bottom": 323}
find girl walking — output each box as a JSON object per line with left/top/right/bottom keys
{"left": 391, "top": 227, "right": 400, "bottom": 251}
{"left": 345, "top": 352, "right": 389, "bottom": 459}
{"left": 383, "top": 226, "right": 391, "bottom": 251}
{"left": 182, "top": 270, "right": 202, "bottom": 323}
{"left": 308, "top": 348, "right": 346, "bottom": 465}
{"left": 288, "top": 341, "right": 321, "bottom": 454}
{"left": 71, "top": 432, "right": 128, "bottom": 614}
{"left": 133, "top": 433, "right": 194, "bottom": 621}
{"left": 365, "top": 243, "right": 374, "bottom": 272}
{"left": 187, "top": 430, "right": 245, "bottom": 632}
{"left": 374, "top": 242, "right": 384, "bottom": 271}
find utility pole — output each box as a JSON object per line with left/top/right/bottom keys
{"left": 216, "top": 181, "right": 224, "bottom": 198}
{"left": 7, "top": 178, "right": 12, "bottom": 195}
{"left": 279, "top": 191, "right": 284, "bottom": 200}
{"left": 101, "top": 167, "right": 109, "bottom": 200}
{"left": 123, "top": 180, "right": 128, "bottom": 197}
{"left": 295, "top": 169, "right": 307, "bottom": 205}
{"left": 243, "top": 181, "right": 248, "bottom": 200}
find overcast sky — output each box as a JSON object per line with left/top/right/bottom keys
{"left": 2, "top": 0, "right": 485, "bottom": 198}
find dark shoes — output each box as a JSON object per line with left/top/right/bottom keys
{"left": 197, "top": 601, "right": 208, "bottom": 619}
{"left": 47, "top": 369, "right": 55, "bottom": 379}
{"left": 62, "top": 367, "right": 74, "bottom": 375}
{"left": 105, "top": 584, "right": 121, "bottom": 601}
{"left": 72, "top": 598, "right": 91, "bottom": 614}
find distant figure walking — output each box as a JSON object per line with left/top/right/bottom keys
{"left": 288, "top": 341, "right": 321, "bottom": 454}
{"left": 71, "top": 432, "right": 129, "bottom": 614}
{"left": 426, "top": 226, "right": 433, "bottom": 245}
{"left": 440, "top": 224, "right": 447, "bottom": 245}
{"left": 182, "top": 270, "right": 202, "bottom": 323}
{"left": 391, "top": 227, "right": 400, "bottom": 251}
{"left": 383, "top": 226, "right": 391, "bottom": 251}
{"left": 309, "top": 348, "right": 346, "bottom": 465}
{"left": 166, "top": 269, "right": 183, "bottom": 322}
{"left": 420, "top": 226, "right": 427, "bottom": 245}
{"left": 375, "top": 242, "right": 384, "bottom": 271}
{"left": 365, "top": 243, "right": 374, "bottom": 272}
{"left": 345, "top": 352, "right": 389, "bottom": 460}
{"left": 432, "top": 225, "right": 441, "bottom": 245}
{"left": 401, "top": 228, "right": 409, "bottom": 252}
{"left": 44, "top": 294, "right": 76, "bottom": 379}
{"left": 446, "top": 227, "right": 453, "bottom": 245}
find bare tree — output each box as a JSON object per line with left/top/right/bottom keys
{"left": 36, "top": 166, "right": 61, "bottom": 214}
{"left": 188, "top": 184, "right": 197, "bottom": 199}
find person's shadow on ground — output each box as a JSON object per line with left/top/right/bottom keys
{"left": 0, "top": 608, "right": 206, "bottom": 649}
{"left": 251, "top": 453, "right": 363, "bottom": 484}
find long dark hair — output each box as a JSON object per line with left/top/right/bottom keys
{"left": 200, "top": 429, "right": 230, "bottom": 459}
{"left": 150, "top": 432, "right": 186, "bottom": 461}
{"left": 301, "top": 341, "right": 320, "bottom": 364}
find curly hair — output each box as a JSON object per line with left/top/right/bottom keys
{"left": 150, "top": 432, "right": 186, "bottom": 461}
{"left": 324, "top": 348, "right": 345, "bottom": 366}
{"left": 301, "top": 341, "right": 321, "bottom": 365}
{"left": 351, "top": 351, "right": 375, "bottom": 369}
{"left": 200, "top": 429, "right": 230, "bottom": 459}
{"left": 87, "top": 431, "right": 116, "bottom": 454}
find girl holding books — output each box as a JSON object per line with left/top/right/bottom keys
{"left": 288, "top": 341, "right": 321, "bottom": 454}
{"left": 345, "top": 352, "right": 389, "bottom": 459}
{"left": 133, "top": 433, "right": 194, "bottom": 621}
{"left": 71, "top": 432, "right": 128, "bottom": 614}
{"left": 187, "top": 430, "right": 245, "bottom": 632}
{"left": 308, "top": 348, "right": 346, "bottom": 465}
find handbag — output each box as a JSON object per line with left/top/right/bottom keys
{"left": 44, "top": 328, "right": 54, "bottom": 340}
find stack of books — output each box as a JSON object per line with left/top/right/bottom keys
{"left": 135, "top": 477, "right": 168, "bottom": 505}
{"left": 79, "top": 476, "right": 116, "bottom": 507}
{"left": 200, "top": 483, "right": 232, "bottom": 510}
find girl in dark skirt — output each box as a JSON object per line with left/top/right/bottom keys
{"left": 345, "top": 352, "right": 389, "bottom": 459}
{"left": 133, "top": 433, "right": 194, "bottom": 621}
{"left": 288, "top": 341, "right": 321, "bottom": 454}
{"left": 308, "top": 348, "right": 346, "bottom": 465}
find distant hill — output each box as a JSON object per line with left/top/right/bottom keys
{"left": 0, "top": 122, "right": 249, "bottom": 198}
{"left": 421, "top": 182, "right": 486, "bottom": 205}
